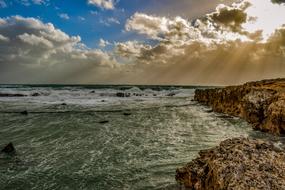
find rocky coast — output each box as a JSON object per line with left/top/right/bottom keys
{"left": 176, "top": 138, "right": 285, "bottom": 190}
{"left": 176, "top": 79, "right": 285, "bottom": 189}
{"left": 194, "top": 78, "right": 285, "bottom": 135}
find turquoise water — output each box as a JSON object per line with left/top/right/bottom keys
{"left": 0, "top": 85, "right": 267, "bottom": 189}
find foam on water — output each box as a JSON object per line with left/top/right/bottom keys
{"left": 0, "top": 85, "right": 277, "bottom": 190}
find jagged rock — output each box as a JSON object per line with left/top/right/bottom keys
{"left": 176, "top": 138, "right": 285, "bottom": 190}
{"left": 194, "top": 78, "right": 285, "bottom": 135}
{"left": 1, "top": 142, "right": 16, "bottom": 154}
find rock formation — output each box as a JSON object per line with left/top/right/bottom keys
{"left": 194, "top": 78, "right": 285, "bottom": 135}
{"left": 176, "top": 138, "right": 285, "bottom": 190}
{"left": 1, "top": 142, "right": 16, "bottom": 154}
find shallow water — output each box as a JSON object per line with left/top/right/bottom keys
{"left": 0, "top": 85, "right": 277, "bottom": 190}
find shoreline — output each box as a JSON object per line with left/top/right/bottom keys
{"left": 176, "top": 78, "right": 285, "bottom": 189}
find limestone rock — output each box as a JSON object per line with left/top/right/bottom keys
{"left": 176, "top": 138, "right": 285, "bottom": 190}
{"left": 194, "top": 78, "right": 285, "bottom": 135}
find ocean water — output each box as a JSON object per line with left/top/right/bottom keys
{"left": 0, "top": 85, "right": 275, "bottom": 190}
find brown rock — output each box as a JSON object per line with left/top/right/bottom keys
{"left": 194, "top": 78, "right": 285, "bottom": 135}
{"left": 176, "top": 138, "right": 285, "bottom": 190}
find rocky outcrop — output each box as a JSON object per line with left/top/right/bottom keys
{"left": 194, "top": 78, "right": 285, "bottom": 135}
{"left": 176, "top": 138, "right": 285, "bottom": 190}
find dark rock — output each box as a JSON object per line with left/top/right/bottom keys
{"left": 1, "top": 142, "right": 16, "bottom": 154}
{"left": 61, "top": 103, "right": 67, "bottom": 106}
{"left": 20, "top": 110, "right": 28, "bottom": 115}
{"left": 123, "top": 113, "right": 131, "bottom": 116}
{"left": 0, "top": 93, "right": 27, "bottom": 97}
{"left": 90, "top": 90, "right": 96, "bottom": 93}
{"left": 176, "top": 138, "right": 285, "bottom": 190}
{"left": 99, "top": 120, "right": 109, "bottom": 124}
{"left": 167, "top": 92, "right": 176, "bottom": 97}
{"left": 31, "top": 92, "right": 41, "bottom": 97}
{"left": 116, "top": 92, "right": 131, "bottom": 98}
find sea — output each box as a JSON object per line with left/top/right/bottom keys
{"left": 0, "top": 85, "right": 279, "bottom": 190}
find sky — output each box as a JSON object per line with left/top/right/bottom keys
{"left": 0, "top": 0, "right": 285, "bottom": 85}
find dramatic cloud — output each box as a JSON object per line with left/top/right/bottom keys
{"left": 1, "top": 0, "right": 285, "bottom": 85}
{"left": 115, "top": 41, "right": 152, "bottom": 60}
{"left": 208, "top": 2, "right": 249, "bottom": 33}
{"left": 0, "top": 16, "right": 117, "bottom": 83}
{"left": 88, "top": 0, "right": 115, "bottom": 10}
{"left": 125, "top": 13, "right": 203, "bottom": 42}
{"left": 113, "top": 0, "right": 285, "bottom": 85}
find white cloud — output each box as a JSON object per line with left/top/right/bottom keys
{"left": 19, "top": 0, "right": 49, "bottom": 6}
{"left": 0, "top": 34, "right": 9, "bottom": 42}
{"left": 107, "top": 17, "right": 120, "bottom": 24}
{"left": 88, "top": 0, "right": 115, "bottom": 10}
{"left": 100, "top": 17, "right": 120, "bottom": 26}
{"left": 115, "top": 41, "right": 151, "bottom": 59}
{"left": 59, "top": 13, "right": 70, "bottom": 20}
{"left": 99, "top": 38, "right": 111, "bottom": 48}
{"left": 0, "top": 16, "right": 116, "bottom": 68}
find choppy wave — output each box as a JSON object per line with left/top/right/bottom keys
{"left": 0, "top": 85, "right": 272, "bottom": 190}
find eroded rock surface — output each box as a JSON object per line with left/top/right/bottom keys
{"left": 194, "top": 78, "right": 285, "bottom": 135}
{"left": 176, "top": 138, "right": 285, "bottom": 190}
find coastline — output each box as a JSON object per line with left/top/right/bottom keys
{"left": 194, "top": 78, "right": 285, "bottom": 135}
{"left": 176, "top": 78, "right": 285, "bottom": 189}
